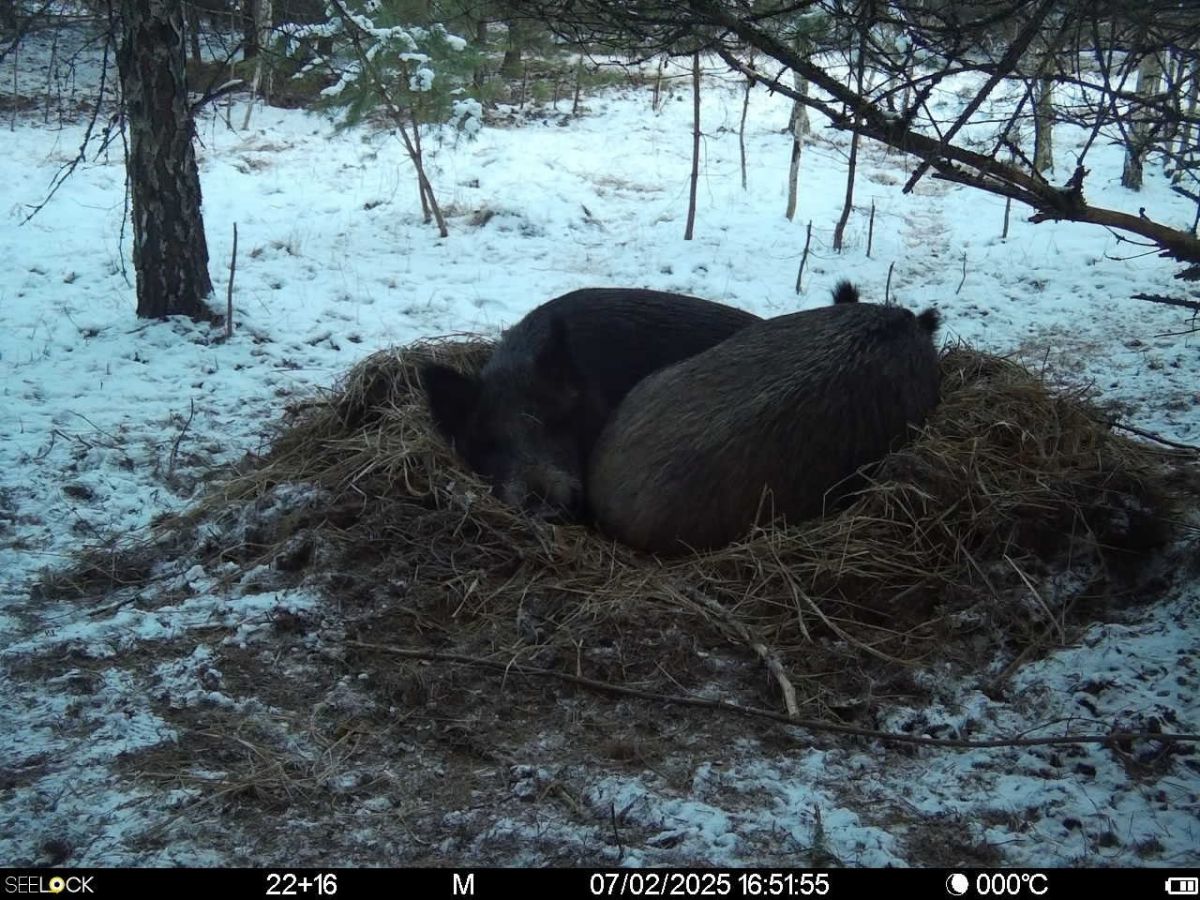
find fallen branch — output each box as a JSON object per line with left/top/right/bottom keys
{"left": 347, "top": 640, "right": 1200, "bottom": 751}
{"left": 1131, "top": 292, "right": 1200, "bottom": 313}
{"left": 168, "top": 399, "right": 196, "bottom": 477}
{"left": 672, "top": 585, "right": 800, "bottom": 719}
{"left": 1110, "top": 420, "right": 1200, "bottom": 453}
{"left": 189, "top": 78, "right": 245, "bottom": 117}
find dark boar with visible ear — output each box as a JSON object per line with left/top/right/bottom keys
{"left": 422, "top": 288, "right": 761, "bottom": 519}
{"left": 588, "top": 293, "right": 943, "bottom": 554}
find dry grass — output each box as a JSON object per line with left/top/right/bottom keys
{"left": 39, "top": 338, "right": 1198, "bottom": 718}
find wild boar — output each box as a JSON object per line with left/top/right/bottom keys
{"left": 421, "top": 287, "right": 760, "bottom": 518}
{"left": 588, "top": 296, "right": 941, "bottom": 553}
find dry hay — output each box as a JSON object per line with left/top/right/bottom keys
{"left": 42, "top": 338, "right": 1199, "bottom": 719}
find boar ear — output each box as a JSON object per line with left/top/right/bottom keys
{"left": 421, "top": 363, "right": 480, "bottom": 441}
{"left": 535, "top": 315, "right": 581, "bottom": 386}
{"left": 832, "top": 281, "right": 860, "bottom": 305}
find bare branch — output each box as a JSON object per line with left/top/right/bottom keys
{"left": 902, "top": 0, "right": 1061, "bottom": 193}
{"left": 1130, "top": 292, "right": 1200, "bottom": 313}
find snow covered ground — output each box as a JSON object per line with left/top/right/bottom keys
{"left": 2, "top": 29, "right": 1198, "bottom": 868}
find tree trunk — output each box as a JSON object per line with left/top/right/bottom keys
{"left": 651, "top": 54, "right": 665, "bottom": 110}
{"left": 787, "top": 69, "right": 809, "bottom": 137}
{"left": 834, "top": 5, "right": 868, "bottom": 252}
{"left": 260, "top": 0, "right": 272, "bottom": 96}
{"left": 1122, "top": 50, "right": 1163, "bottom": 191}
{"left": 1163, "top": 48, "right": 1185, "bottom": 150}
{"left": 242, "top": 0, "right": 271, "bottom": 126}
{"left": 1028, "top": 28, "right": 1059, "bottom": 176}
{"left": 117, "top": 0, "right": 213, "bottom": 321}
{"left": 833, "top": 129, "right": 860, "bottom": 251}
{"left": 500, "top": 16, "right": 524, "bottom": 79}
{"left": 1032, "top": 74, "right": 1054, "bottom": 174}
{"left": 785, "top": 73, "right": 808, "bottom": 219}
{"left": 739, "top": 74, "right": 751, "bottom": 191}
{"left": 472, "top": 17, "right": 487, "bottom": 88}
{"left": 684, "top": 52, "right": 700, "bottom": 241}
{"left": 242, "top": 0, "right": 259, "bottom": 60}
{"left": 184, "top": 2, "right": 202, "bottom": 64}
{"left": 411, "top": 100, "right": 430, "bottom": 222}
{"left": 1174, "top": 55, "right": 1199, "bottom": 185}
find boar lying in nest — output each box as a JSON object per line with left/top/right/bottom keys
{"left": 89, "top": 334, "right": 1179, "bottom": 716}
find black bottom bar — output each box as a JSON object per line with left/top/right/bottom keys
{"left": 3, "top": 867, "right": 1197, "bottom": 897}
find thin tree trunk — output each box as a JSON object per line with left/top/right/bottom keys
{"left": 1164, "top": 48, "right": 1185, "bottom": 152}
{"left": 785, "top": 70, "right": 807, "bottom": 219}
{"left": 396, "top": 113, "right": 447, "bottom": 236}
{"left": 473, "top": 17, "right": 487, "bottom": 88}
{"left": 1033, "top": 74, "right": 1054, "bottom": 174}
{"left": 866, "top": 199, "right": 875, "bottom": 257}
{"left": 395, "top": 94, "right": 445, "bottom": 236}
{"left": 117, "top": 0, "right": 213, "bottom": 320}
{"left": 43, "top": 19, "right": 57, "bottom": 123}
{"left": 331, "top": 0, "right": 447, "bottom": 237}
{"left": 1030, "top": 33, "right": 1057, "bottom": 176}
{"left": 684, "top": 52, "right": 700, "bottom": 241}
{"left": 1122, "top": 50, "right": 1163, "bottom": 191}
{"left": 185, "top": 2, "right": 202, "bottom": 64}
{"left": 652, "top": 54, "right": 665, "bottom": 110}
{"left": 412, "top": 101, "right": 430, "bottom": 221}
{"left": 787, "top": 69, "right": 809, "bottom": 137}
{"left": 241, "top": 0, "right": 271, "bottom": 128}
{"left": 9, "top": 33, "right": 16, "bottom": 132}
{"left": 413, "top": 148, "right": 447, "bottom": 238}
{"left": 832, "top": 133, "right": 859, "bottom": 250}
{"left": 795, "top": 220, "right": 812, "bottom": 293}
{"left": 259, "top": 0, "right": 272, "bottom": 99}
{"left": 834, "top": 7, "right": 868, "bottom": 253}
{"left": 739, "top": 74, "right": 751, "bottom": 191}
{"left": 785, "top": 131, "right": 803, "bottom": 221}
{"left": 500, "top": 15, "right": 524, "bottom": 79}
{"left": 572, "top": 58, "right": 582, "bottom": 115}
{"left": 1174, "top": 56, "right": 1199, "bottom": 185}
{"left": 242, "top": 0, "right": 258, "bottom": 60}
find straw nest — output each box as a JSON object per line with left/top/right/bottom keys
{"left": 61, "top": 338, "right": 1198, "bottom": 716}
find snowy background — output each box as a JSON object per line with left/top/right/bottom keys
{"left": 2, "top": 27, "right": 1198, "bottom": 868}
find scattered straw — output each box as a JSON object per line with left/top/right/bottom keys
{"left": 44, "top": 338, "right": 1199, "bottom": 722}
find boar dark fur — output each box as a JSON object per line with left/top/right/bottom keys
{"left": 421, "top": 288, "right": 760, "bottom": 518}
{"left": 588, "top": 297, "right": 942, "bottom": 554}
